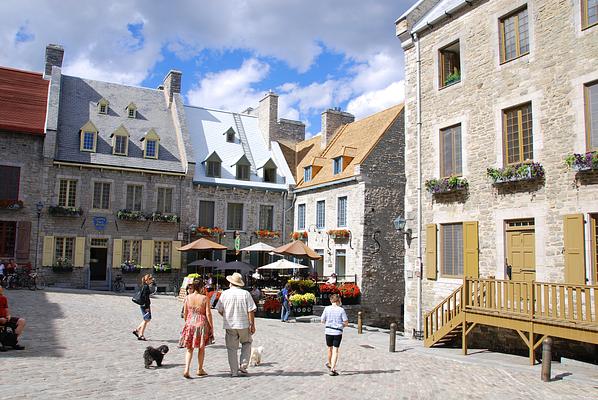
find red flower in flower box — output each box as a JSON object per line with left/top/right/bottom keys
{"left": 319, "top": 283, "right": 340, "bottom": 294}
{"left": 291, "top": 231, "right": 308, "bottom": 240}
{"left": 338, "top": 283, "right": 360, "bottom": 298}
{"left": 255, "top": 230, "right": 280, "bottom": 239}
{"left": 263, "top": 298, "right": 282, "bottom": 313}
{"left": 327, "top": 229, "right": 350, "bottom": 239}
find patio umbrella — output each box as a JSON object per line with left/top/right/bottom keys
{"left": 209, "top": 259, "right": 227, "bottom": 269}
{"left": 217, "top": 261, "right": 254, "bottom": 274}
{"left": 257, "top": 259, "right": 310, "bottom": 270}
{"left": 187, "top": 259, "right": 213, "bottom": 267}
{"left": 272, "top": 240, "right": 321, "bottom": 260}
{"left": 240, "top": 242, "right": 275, "bottom": 252}
{"left": 177, "top": 238, "right": 227, "bottom": 251}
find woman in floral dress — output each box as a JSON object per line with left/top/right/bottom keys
{"left": 180, "top": 279, "right": 213, "bottom": 378}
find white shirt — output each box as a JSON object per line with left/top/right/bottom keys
{"left": 216, "top": 286, "right": 257, "bottom": 330}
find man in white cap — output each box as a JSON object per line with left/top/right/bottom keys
{"left": 216, "top": 272, "right": 257, "bottom": 376}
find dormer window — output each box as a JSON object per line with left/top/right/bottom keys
{"left": 126, "top": 102, "right": 137, "bottom": 119}
{"left": 259, "top": 158, "right": 278, "bottom": 183}
{"left": 79, "top": 121, "right": 98, "bottom": 152}
{"left": 111, "top": 125, "right": 129, "bottom": 156}
{"left": 141, "top": 129, "right": 160, "bottom": 159}
{"left": 233, "top": 155, "right": 251, "bottom": 181}
{"left": 225, "top": 127, "right": 235, "bottom": 143}
{"left": 304, "top": 166, "right": 312, "bottom": 182}
{"left": 204, "top": 151, "right": 222, "bottom": 178}
{"left": 98, "top": 98, "right": 109, "bottom": 115}
{"left": 333, "top": 157, "right": 343, "bottom": 175}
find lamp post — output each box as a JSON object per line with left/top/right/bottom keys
{"left": 35, "top": 201, "right": 44, "bottom": 271}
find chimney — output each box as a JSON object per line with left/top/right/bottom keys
{"left": 44, "top": 44, "right": 64, "bottom": 79}
{"left": 258, "top": 91, "right": 279, "bottom": 145}
{"left": 162, "top": 70, "right": 182, "bottom": 106}
{"left": 321, "top": 107, "right": 355, "bottom": 148}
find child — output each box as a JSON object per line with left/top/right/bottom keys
{"left": 320, "top": 293, "right": 348, "bottom": 376}
{"left": 0, "top": 286, "right": 26, "bottom": 350}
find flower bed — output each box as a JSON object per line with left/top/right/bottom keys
{"left": 327, "top": 229, "right": 350, "bottom": 239}
{"left": 189, "top": 225, "right": 224, "bottom": 237}
{"left": 116, "top": 209, "right": 146, "bottom": 221}
{"left": 48, "top": 205, "right": 83, "bottom": 217}
{"left": 425, "top": 176, "right": 468, "bottom": 194}
{"left": 255, "top": 230, "right": 280, "bottom": 239}
{"left": 287, "top": 279, "right": 316, "bottom": 294}
{"left": 565, "top": 151, "right": 598, "bottom": 172}
{"left": 487, "top": 162, "right": 545, "bottom": 184}
{"left": 291, "top": 231, "right": 308, "bottom": 240}
{"left": 338, "top": 282, "right": 360, "bottom": 304}
{"left": 0, "top": 199, "right": 23, "bottom": 210}
{"left": 290, "top": 293, "right": 315, "bottom": 316}
{"left": 319, "top": 283, "right": 340, "bottom": 294}
{"left": 153, "top": 263, "right": 172, "bottom": 273}
{"left": 121, "top": 260, "right": 141, "bottom": 273}
{"left": 149, "top": 212, "right": 180, "bottom": 223}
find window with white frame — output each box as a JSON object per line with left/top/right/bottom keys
{"left": 316, "top": 200, "right": 325, "bottom": 229}
{"left": 227, "top": 203, "right": 244, "bottom": 230}
{"left": 58, "top": 179, "right": 77, "bottom": 207}
{"left": 297, "top": 204, "right": 306, "bottom": 230}
{"left": 333, "top": 157, "right": 342, "bottom": 175}
{"left": 335, "top": 249, "right": 346, "bottom": 276}
{"left": 198, "top": 200, "right": 215, "bottom": 228}
{"left": 93, "top": 182, "right": 111, "bottom": 209}
{"left": 583, "top": 0, "right": 598, "bottom": 29}
{"left": 114, "top": 134, "right": 128, "bottom": 155}
{"left": 157, "top": 187, "right": 173, "bottom": 213}
{"left": 304, "top": 166, "right": 312, "bottom": 182}
{"left": 123, "top": 240, "right": 141, "bottom": 264}
{"left": 55, "top": 237, "right": 74, "bottom": 264}
{"left": 82, "top": 131, "right": 96, "bottom": 152}
{"left": 259, "top": 205, "right": 274, "bottom": 231}
{"left": 154, "top": 241, "right": 171, "bottom": 265}
{"left": 126, "top": 185, "right": 143, "bottom": 211}
{"left": 441, "top": 223, "right": 463, "bottom": 277}
{"left": 337, "top": 196, "right": 347, "bottom": 227}
{"left": 145, "top": 140, "right": 158, "bottom": 158}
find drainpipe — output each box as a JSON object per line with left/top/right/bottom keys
{"left": 414, "top": 31, "right": 423, "bottom": 334}
{"left": 282, "top": 191, "right": 296, "bottom": 245}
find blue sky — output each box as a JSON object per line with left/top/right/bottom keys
{"left": 1, "top": 0, "right": 412, "bottom": 136}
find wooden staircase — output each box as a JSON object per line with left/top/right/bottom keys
{"left": 423, "top": 278, "right": 598, "bottom": 364}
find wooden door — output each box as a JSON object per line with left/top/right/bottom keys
{"left": 506, "top": 220, "right": 536, "bottom": 282}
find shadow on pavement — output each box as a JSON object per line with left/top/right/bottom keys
{"left": 341, "top": 369, "right": 399, "bottom": 376}
{"left": 552, "top": 372, "right": 573, "bottom": 381}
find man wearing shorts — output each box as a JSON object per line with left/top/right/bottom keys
{"left": 320, "top": 293, "right": 348, "bottom": 376}
{"left": 0, "top": 286, "right": 26, "bottom": 350}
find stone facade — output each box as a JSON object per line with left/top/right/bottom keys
{"left": 398, "top": 0, "right": 598, "bottom": 334}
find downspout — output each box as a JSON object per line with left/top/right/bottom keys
{"left": 414, "top": 31, "right": 423, "bottom": 334}
{"left": 282, "top": 191, "right": 296, "bottom": 245}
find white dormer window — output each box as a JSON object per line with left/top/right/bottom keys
{"left": 79, "top": 121, "right": 99, "bottom": 152}
{"left": 98, "top": 98, "right": 109, "bottom": 115}
{"left": 141, "top": 129, "right": 160, "bottom": 159}
{"left": 126, "top": 102, "right": 137, "bottom": 119}
{"left": 225, "top": 127, "right": 235, "bottom": 143}
{"left": 111, "top": 125, "right": 129, "bottom": 156}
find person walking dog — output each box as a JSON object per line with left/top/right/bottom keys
{"left": 133, "top": 274, "right": 153, "bottom": 341}
{"left": 320, "top": 293, "right": 348, "bottom": 376}
{"left": 216, "top": 273, "right": 256, "bottom": 377}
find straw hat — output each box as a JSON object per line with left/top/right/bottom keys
{"left": 226, "top": 272, "right": 245, "bottom": 287}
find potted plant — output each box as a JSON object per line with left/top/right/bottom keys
{"left": 487, "top": 162, "right": 545, "bottom": 184}
{"left": 153, "top": 263, "right": 172, "bottom": 273}
{"left": 189, "top": 225, "right": 224, "bottom": 237}
{"left": 149, "top": 212, "right": 180, "bottom": 223}
{"left": 52, "top": 257, "right": 73, "bottom": 272}
{"left": 444, "top": 70, "right": 461, "bottom": 86}
{"left": 287, "top": 279, "right": 317, "bottom": 294}
{"left": 0, "top": 199, "right": 24, "bottom": 210}
{"left": 116, "top": 209, "right": 146, "bottom": 221}
{"left": 289, "top": 293, "right": 316, "bottom": 316}
{"left": 255, "top": 230, "right": 280, "bottom": 239}
{"left": 338, "top": 282, "right": 360, "bottom": 305}
{"left": 48, "top": 205, "right": 83, "bottom": 217}
{"left": 425, "top": 176, "right": 468, "bottom": 194}
{"left": 263, "top": 297, "right": 282, "bottom": 318}
{"left": 327, "top": 229, "right": 350, "bottom": 240}
{"left": 121, "top": 259, "right": 141, "bottom": 273}
{"left": 291, "top": 231, "right": 308, "bottom": 240}
{"left": 318, "top": 283, "right": 340, "bottom": 305}
{"left": 565, "top": 151, "right": 598, "bottom": 172}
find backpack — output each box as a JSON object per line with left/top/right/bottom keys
{"left": 132, "top": 289, "right": 143, "bottom": 305}
{"left": 0, "top": 326, "right": 18, "bottom": 347}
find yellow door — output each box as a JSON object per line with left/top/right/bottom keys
{"left": 506, "top": 220, "right": 536, "bottom": 282}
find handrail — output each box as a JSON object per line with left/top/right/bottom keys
{"left": 424, "top": 284, "right": 463, "bottom": 340}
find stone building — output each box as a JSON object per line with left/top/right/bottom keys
{"left": 287, "top": 105, "right": 406, "bottom": 327}
{"left": 397, "top": 0, "right": 598, "bottom": 348}
{"left": 0, "top": 67, "right": 49, "bottom": 269}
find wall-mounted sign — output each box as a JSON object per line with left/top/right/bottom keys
{"left": 177, "top": 232, "right": 184, "bottom": 241}
{"left": 93, "top": 216, "right": 108, "bottom": 231}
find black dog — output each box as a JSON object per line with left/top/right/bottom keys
{"left": 143, "top": 345, "right": 169, "bottom": 368}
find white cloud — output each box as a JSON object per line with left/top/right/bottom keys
{"left": 346, "top": 81, "right": 404, "bottom": 119}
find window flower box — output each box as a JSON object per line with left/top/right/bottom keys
{"left": 327, "top": 229, "right": 350, "bottom": 239}
{"left": 425, "top": 176, "right": 468, "bottom": 194}
{"left": 149, "top": 212, "right": 180, "bottom": 223}
{"left": 565, "top": 151, "right": 598, "bottom": 172}
{"left": 121, "top": 260, "right": 141, "bottom": 273}
{"left": 52, "top": 257, "right": 73, "bottom": 272}
{"left": 0, "top": 199, "right": 23, "bottom": 210}
{"left": 289, "top": 293, "right": 316, "bottom": 315}
{"left": 444, "top": 71, "right": 461, "bottom": 86}
{"left": 255, "top": 230, "right": 280, "bottom": 239}
{"left": 189, "top": 225, "right": 224, "bottom": 237}
{"left": 153, "top": 263, "right": 172, "bottom": 273}
{"left": 291, "top": 231, "right": 308, "bottom": 240}
{"left": 48, "top": 205, "right": 83, "bottom": 217}
{"left": 339, "top": 283, "right": 360, "bottom": 305}
{"left": 487, "top": 162, "right": 545, "bottom": 184}
{"left": 116, "top": 209, "right": 147, "bottom": 221}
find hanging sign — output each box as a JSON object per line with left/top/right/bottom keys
{"left": 93, "top": 216, "right": 108, "bottom": 231}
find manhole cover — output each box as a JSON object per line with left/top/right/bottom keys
{"left": 360, "top": 344, "right": 375, "bottom": 349}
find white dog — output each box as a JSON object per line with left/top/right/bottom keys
{"left": 249, "top": 346, "right": 264, "bottom": 366}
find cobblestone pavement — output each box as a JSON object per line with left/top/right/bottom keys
{"left": 1, "top": 289, "right": 597, "bottom": 400}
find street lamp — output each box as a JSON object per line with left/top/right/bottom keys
{"left": 35, "top": 201, "right": 44, "bottom": 271}
{"left": 393, "top": 215, "right": 414, "bottom": 241}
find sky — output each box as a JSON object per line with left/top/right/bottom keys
{"left": 0, "top": 0, "right": 412, "bottom": 137}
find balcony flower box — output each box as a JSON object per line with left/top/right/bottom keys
{"left": 565, "top": 151, "right": 598, "bottom": 172}
{"left": 0, "top": 199, "right": 24, "bottom": 210}
{"left": 153, "top": 263, "right": 172, "bottom": 273}
{"left": 52, "top": 257, "right": 73, "bottom": 272}
{"left": 327, "top": 229, "right": 350, "bottom": 239}
{"left": 116, "top": 209, "right": 146, "bottom": 221}
{"left": 149, "top": 212, "right": 180, "bottom": 223}
{"left": 487, "top": 162, "right": 545, "bottom": 184}
{"left": 121, "top": 260, "right": 141, "bottom": 273}
{"left": 255, "top": 230, "right": 280, "bottom": 239}
{"left": 291, "top": 231, "right": 308, "bottom": 240}
{"left": 48, "top": 205, "right": 83, "bottom": 217}
{"left": 190, "top": 225, "right": 224, "bottom": 237}
{"left": 425, "top": 176, "right": 468, "bottom": 194}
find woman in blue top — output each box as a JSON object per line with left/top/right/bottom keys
{"left": 280, "top": 283, "right": 291, "bottom": 322}
{"left": 320, "top": 293, "right": 348, "bottom": 376}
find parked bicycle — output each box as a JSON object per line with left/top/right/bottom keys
{"left": 2, "top": 270, "right": 37, "bottom": 290}
{"left": 112, "top": 274, "right": 125, "bottom": 293}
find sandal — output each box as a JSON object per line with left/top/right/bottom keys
{"left": 183, "top": 372, "right": 191, "bottom": 379}
{"left": 132, "top": 330, "right": 139, "bottom": 338}
{"left": 196, "top": 369, "right": 208, "bottom": 377}
{"left": 325, "top": 362, "right": 331, "bottom": 369}
{"left": 138, "top": 336, "right": 147, "bottom": 341}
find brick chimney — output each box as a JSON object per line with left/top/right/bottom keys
{"left": 321, "top": 108, "right": 354, "bottom": 148}
{"left": 44, "top": 44, "right": 64, "bottom": 79}
{"left": 162, "top": 70, "right": 182, "bottom": 106}
{"left": 258, "top": 91, "right": 279, "bottom": 145}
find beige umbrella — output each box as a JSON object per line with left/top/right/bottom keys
{"left": 177, "top": 237, "right": 227, "bottom": 251}
{"left": 272, "top": 240, "right": 321, "bottom": 260}
{"left": 240, "top": 242, "right": 275, "bottom": 252}
{"left": 257, "top": 259, "right": 310, "bottom": 270}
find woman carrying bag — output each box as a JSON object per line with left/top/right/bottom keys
{"left": 133, "top": 274, "right": 154, "bottom": 341}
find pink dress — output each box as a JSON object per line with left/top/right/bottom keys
{"left": 179, "top": 299, "right": 210, "bottom": 349}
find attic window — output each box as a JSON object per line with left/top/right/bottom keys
{"left": 206, "top": 161, "right": 221, "bottom": 178}
{"left": 126, "top": 103, "right": 137, "bottom": 119}
{"left": 225, "top": 128, "right": 235, "bottom": 143}
{"left": 98, "top": 99, "right": 109, "bottom": 115}
{"left": 333, "top": 157, "right": 343, "bottom": 175}
{"left": 304, "top": 166, "right": 312, "bottom": 182}
{"left": 111, "top": 126, "right": 129, "bottom": 156}
{"left": 79, "top": 121, "right": 99, "bottom": 152}
{"left": 264, "top": 167, "right": 277, "bottom": 183}
{"left": 237, "top": 165, "right": 250, "bottom": 180}
{"left": 142, "top": 129, "right": 160, "bottom": 159}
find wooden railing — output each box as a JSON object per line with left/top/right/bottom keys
{"left": 424, "top": 285, "right": 463, "bottom": 341}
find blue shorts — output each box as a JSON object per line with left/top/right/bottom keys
{"left": 140, "top": 306, "right": 152, "bottom": 321}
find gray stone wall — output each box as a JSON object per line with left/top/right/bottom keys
{"left": 277, "top": 119, "right": 305, "bottom": 145}
{"left": 321, "top": 109, "right": 355, "bottom": 148}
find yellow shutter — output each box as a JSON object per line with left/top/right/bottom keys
{"left": 425, "top": 224, "right": 437, "bottom": 280}
{"left": 171, "top": 241, "right": 182, "bottom": 269}
{"left": 74, "top": 237, "right": 86, "bottom": 267}
{"left": 42, "top": 236, "right": 55, "bottom": 267}
{"left": 463, "top": 221, "right": 479, "bottom": 278}
{"left": 113, "top": 239, "right": 123, "bottom": 269}
{"left": 141, "top": 240, "right": 154, "bottom": 268}
{"left": 563, "top": 214, "right": 585, "bottom": 285}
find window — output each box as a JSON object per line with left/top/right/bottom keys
{"left": 98, "top": 99, "right": 109, "bottom": 114}
{"left": 440, "top": 124, "right": 462, "bottom": 177}
{"left": 0, "top": 221, "right": 16, "bottom": 258}
{"left": 337, "top": 197, "right": 347, "bottom": 227}
{"left": 304, "top": 166, "right": 312, "bottom": 182}
{"left": 126, "top": 103, "right": 137, "bottom": 119}
{"left": 503, "top": 103, "right": 533, "bottom": 165}
{"left": 145, "top": 140, "right": 157, "bottom": 158}
{"left": 439, "top": 41, "right": 461, "bottom": 87}
{"left": 93, "top": 182, "right": 110, "bottom": 209}
{"left": 499, "top": 7, "right": 530, "bottom": 63}
{"left": 333, "top": 157, "right": 343, "bottom": 175}
{"left": 226, "top": 128, "right": 235, "bottom": 143}
{"left": 335, "top": 249, "right": 346, "bottom": 276}
{"left": 441, "top": 223, "right": 463, "bottom": 277}
{"left": 583, "top": 0, "right": 598, "bottom": 29}
{"left": 264, "top": 168, "right": 277, "bottom": 183}
{"left": 237, "top": 164, "right": 250, "bottom": 180}
{"left": 126, "top": 185, "right": 143, "bottom": 211}
{"left": 58, "top": 179, "right": 77, "bottom": 207}
{"left": 154, "top": 241, "right": 171, "bottom": 265}
{"left": 55, "top": 237, "right": 75, "bottom": 263}
{"left": 314, "top": 249, "right": 324, "bottom": 277}
{"left": 0, "top": 166, "right": 19, "bottom": 200}
{"left": 157, "top": 187, "right": 173, "bottom": 213}
{"left": 82, "top": 131, "right": 96, "bottom": 152}
{"left": 297, "top": 204, "right": 306, "bottom": 230}
{"left": 206, "top": 161, "right": 221, "bottom": 178}
{"left": 128, "top": 108, "right": 136, "bottom": 118}
{"left": 259, "top": 205, "right": 274, "bottom": 231}
{"left": 114, "top": 135, "right": 128, "bottom": 155}
{"left": 316, "top": 200, "right": 325, "bottom": 229}
{"left": 123, "top": 240, "right": 141, "bottom": 263}
{"left": 585, "top": 81, "right": 598, "bottom": 150}
{"left": 227, "top": 203, "right": 244, "bottom": 231}
{"left": 198, "top": 200, "right": 215, "bottom": 228}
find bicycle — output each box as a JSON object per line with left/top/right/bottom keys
{"left": 31, "top": 271, "right": 46, "bottom": 290}
{"left": 112, "top": 275, "right": 125, "bottom": 293}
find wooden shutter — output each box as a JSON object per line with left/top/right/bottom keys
{"left": 112, "top": 239, "right": 123, "bottom": 269}
{"left": 563, "top": 214, "right": 585, "bottom": 284}
{"left": 171, "top": 241, "right": 182, "bottom": 269}
{"left": 74, "top": 237, "right": 86, "bottom": 267}
{"left": 15, "top": 221, "right": 31, "bottom": 262}
{"left": 42, "top": 236, "right": 55, "bottom": 267}
{"left": 141, "top": 240, "right": 154, "bottom": 268}
{"left": 425, "top": 224, "right": 437, "bottom": 280}
{"left": 463, "top": 221, "right": 479, "bottom": 278}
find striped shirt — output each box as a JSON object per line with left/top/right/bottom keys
{"left": 321, "top": 304, "right": 348, "bottom": 336}
{"left": 216, "top": 286, "right": 257, "bottom": 329}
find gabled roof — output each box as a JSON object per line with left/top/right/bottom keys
{"left": 232, "top": 154, "right": 251, "bottom": 167}
{"left": 294, "top": 104, "right": 404, "bottom": 190}
{"left": 0, "top": 67, "right": 49, "bottom": 135}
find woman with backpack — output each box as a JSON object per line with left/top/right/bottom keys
{"left": 133, "top": 274, "right": 153, "bottom": 341}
